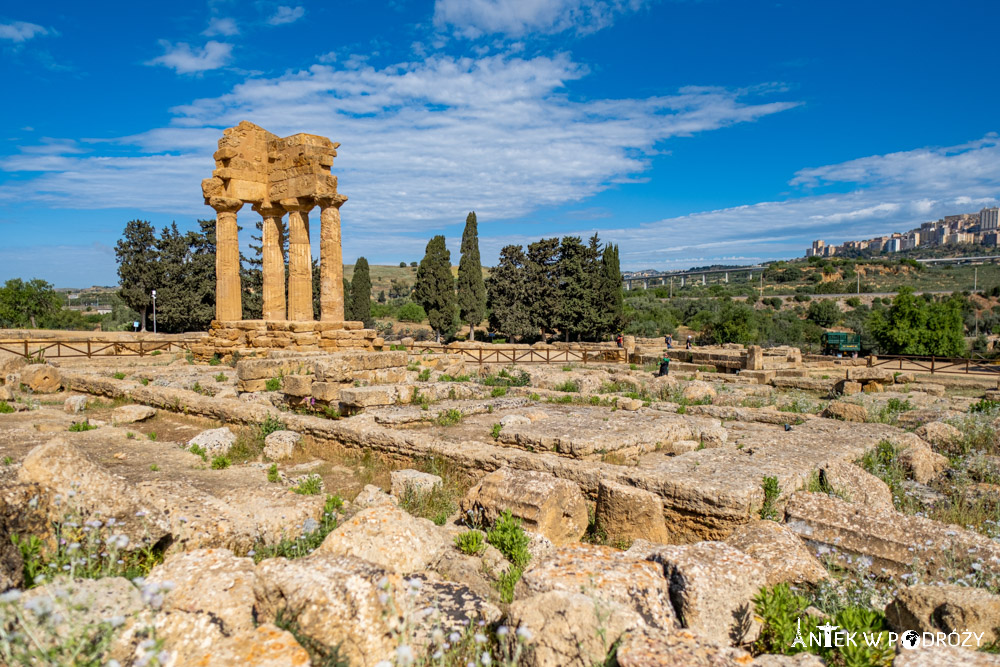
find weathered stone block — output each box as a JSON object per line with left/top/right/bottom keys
{"left": 724, "top": 521, "right": 827, "bottom": 586}
{"left": 281, "top": 374, "right": 313, "bottom": 397}
{"left": 390, "top": 469, "right": 442, "bottom": 498}
{"left": 596, "top": 480, "right": 669, "bottom": 545}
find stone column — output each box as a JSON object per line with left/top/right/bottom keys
{"left": 284, "top": 200, "right": 315, "bottom": 321}
{"left": 318, "top": 195, "right": 348, "bottom": 322}
{"left": 255, "top": 205, "right": 286, "bottom": 321}
{"left": 210, "top": 197, "right": 243, "bottom": 322}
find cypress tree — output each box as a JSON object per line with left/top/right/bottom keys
{"left": 343, "top": 278, "right": 354, "bottom": 321}
{"left": 414, "top": 235, "right": 456, "bottom": 342}
{"left": 601, "top": 243, "right": 625, "bottom": 338}
{"left": 555, "top": 236, "right": 589, "bottom": 342}
{"left": 115, "top": 220, "right": 160, "bottom": 331}
{"left": 351, "top": 257, "right": 373, "bottom": 327}
{"left": 241, "top": 220, "right": 264, "bottom": 320}
{"left": 487, "top": 244, "right": 534, "bottom": 340}
{"left": 457, "top": 212, "right": 487, "bottom": 341}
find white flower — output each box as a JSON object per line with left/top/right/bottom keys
{"left": 474, "top": 633, "right": 487, "bottom": 644}
{"left": 108, "top": 615, "right": 126, "bottom": 628}
{"left": 516, "top": 626, "right": 533, "bottom": 641}
{"left": 0, "top": 590, "right": 22, "bottom": 604}
{"left": 396, "top": 644, "right": 415, "bottom": 666}
{"left": 496, "top": 625, "right": 509, "bottom": 636}
{"left": 481, "top": 652, "right": 492, "bottom": 665}
{"left": 449, "top": 632, "right": 461, "bottom": 642}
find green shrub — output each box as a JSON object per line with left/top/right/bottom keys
{"left": 68, "top": 421, "right": 97, "bottom": 432}
{"left": 211, "top": 455, "right": 231, "bottom": 470}
{"left": 490, "top": 423, "right": 502, "bottom": 439}
{"left": 215, "top": 372, "right": 227, "bottom": 383}
{"left": 480, "top": 368, "right": 531, "bottom": 387}
{"left": 399, "top": 482, "right": 457, "bottom": 526}
{"left": 397, "top": 302, "right": 427, "bottom": 323}
{"left": 267, "top": 464, "right": 281, "bottom": 483}
{"left": 971, "top": 398, "right": 1000, "bottom": 414}
{"left": 858, "top": 440, "right": 917, "bottom": 512}
{"left": 417, "top": 368, "right": 432, "bottom": 382}
{"left": 265, "top": 377, "right": 281, "bottom": 392}
{"left": 0, "top": 401, "right": 13, "bottom": 414}
{"left": 147, "top": 431, "right": 157, "bottom": 441}
{"left": 112, "top": 371, "right": 126, "bottom": 380}
{"left": 486, "top": 509, "right": 531, "bottom": 568}
{"left": 454, "top": 530, "right": 486, "bottom": 555}
{"left": 490, "top": 386, "right": 508, "bottom": 397}
{"left": 435, "top": 409, "right": 463, "bottom": 426}
{"left": 760, "top": 476, "right": 780, "bottom": 520}
{"left": 495, "top": 566, "right": 523, "bottom": 604}
{"left": 139, "top": 377, "right": 150, "bottom": 386}
{"left": 149, "top": 464, "right": 159, "bottom": 472}
{"left": 291, "top": 474, "right": 323, "bottom": 495}
{"left": 208, "top": 354, "right": 222, "bottom": 366}
{"left": 259, "top": 415, "right": 287, "bottom": 438}
{"left": 250, "top": 495, "right": 343, "bottom": 562}
{"left": 554, "top": 380, "right": 580, "bottom": 393}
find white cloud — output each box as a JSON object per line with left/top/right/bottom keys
{"left": 0, "top": 52, "right": 798, "bottom": 235}
{"left": 203, "top": 17, "right": 239, "bottom": 37}
{"left": 434, "top": 0, "right": 648, "bottom": 38}
{"left": 267, "top": 6, "right": 305, "bottom": 26}
{"left": 147, "top": 40, "right": 233, "bottom": 74}
{"left": 0, "top": 20, "right": 48, "bottom": 42}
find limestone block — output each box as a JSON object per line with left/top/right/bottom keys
{"left": 746, "top": 345, "right": 764, "bottom": 371}
{"left": 253, "top": 554, "right": 398, "bottom": 666}
{"left": 188, "top": 427, "right": 237, "bottom": 456}
{"left": 892, "top": 644, "right": 1000, "bottom": 666}
{"left": 111, "top": 404, "right": 157, "bottom": 425}
{"left": 618, "top": 397, "right": 643, "bottom": 411}
{"left": 819, "top": 462, "right": 894, "bottom": 510}
{"left": 0, "top": 384, "right": 12, "bottom": 401}
{"left": 615, "top": 627, "right": 753, "bottom": 667}
{"left": 281, "top": 374, "right": 313, "bottom": 397}
{"left": 724, "top": 520, "right": 827, "bottom": 586}
{"left": 315, "top": 504, "right": 449, "bottom": 574}
{"left": 507, "top": 590, "right": 646, "bottom": 667}
{"left": 188, "top": 624, "right": 311, "bottom": 667}
{"left": 897, "top": 443, "right": 949, "bottom": 484}
{"left": 238, "top": 379, "right": 268, "bottom": 393}
{"left": 339, "top": 386, "right": 397, "bottom": 408}
{"left": 146, "top": 548, "right": 256, "bottom": 636}
{"left": 863, "top": 381, "right": 884, "bottom": 393}
{"left": 680, "top": 381, "right": 716, "bottom": 403}
{"left": 521, "top": 544, "right": 676, "bottom": 631}
{"left": 63, "top": 395, "right": 89, "bottom": 413}
{"left": 914, "top": 421, "right": 961, "bottom": 449}
{"left": 460, "top": 468, "right": 588, "bottom": 546}
{"left": 0, "top": 351, "right": 26, "bottom": 377}
{"left": 911, "top": 382, "right": 945, "bottom": 396}
{"left": 846, "top": 368, "right": 894, "bottom": 382}
{"left": 263, "top": 430, "right": 301, "bottom": 461}
{"left": 641, "top": 541, "right": 767, "bottom": 644}
{"left": 842, "top": 381, "right": 863, "bottom": 395}
{"left": 784, "top": 491, "right": 1000, "bottom": 578}
{"left": 352, "top": 484, "right": 398, "bottom": 509}
{"left": 310, "top": 381, "right": 341, "bottom": 402}
{"left": 886, "top": 584, "right": 1000, "bottom": 646}
{"left": 20, "top": 364, "right": 62, "bottom": 393}
{"left": 390, "top": 469, "right": 442, "bottom": 498}
{"left": 821, "top": 401, "right": 868, "bottom": 422}
{"left": 596, "top": 479, "right": 669, "bottom": 545}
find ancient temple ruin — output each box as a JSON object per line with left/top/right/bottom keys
{"left": 194, "top": 121, "right": 380, "bottom": 358}
{"left": 201, "top": 120, "right": 347, "bottom": 322}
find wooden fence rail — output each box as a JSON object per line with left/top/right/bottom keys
{"left": 869, "top": 353, "right": 1000, "bottom": 376}
{"left": 406, "top": 344, "right": 627, "bottom": 365}
{"left": 0, "top": 339, "right": 189, "bottom": 360}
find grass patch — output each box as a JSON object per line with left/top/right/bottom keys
{"left": 268, "top": 463, "right": 281, "bottom": 483}
{"left": 434, "top": 409, "right": 463, "bottom": 427}
{"left": 857, "top": 440, "right": 919, "bottom": 512}
{"left": 760, "top": 476, "right": 780, "bottom": 520}
{"left": 265, "top": 377, "right": 281, "bottom": 392}
{"left": 111, "top": 371, "right": 126, "bottom": 380}
{"left": 490, "top": 386, "right": 508, "bottom": 397}
{"left": 215, "top": 372, "right": 227, "bottom": 383}
{"left": 486, "top": 509, "right": 531, "bottom": 603}
{"left": 870, "top": 397, "right": 914, "bottom": 425}
{"left": 417, "top": 368, "right": 432, "bottom": 382}
{"left": 454, "top": 530, "right": 486, "bottom": 555}
{"left": 68, "top": 421, "right": 97, "bottom": 432}
{"left": 249, "top": 495, "right": 343, "bottom": 562}
{"left": 147, "top": 431, "right": 157, "bottom": 441}
{"left": 292, "top": 474, "right": 323, "bottom": 495}
{"left": 480, "top": 368, "right": 531, "bottom": 388}
{"left": 188, "top": 443, "right": 208, "bottom": 461}
{"left": 490, "top": 423, "right": 503, "bottom": 439}
{"left": 0, "top": 401, "right": 13, "bottom": 414}
{"left": 210, "top": 455, "right": 231, "bottom": 470}
{"left": 553, "top": 379, "right": 580, "bottom": 393}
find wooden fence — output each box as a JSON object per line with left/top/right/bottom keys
{"left": 869, "top": 354, "right": 1000, "bottom": 376}
{"left": 0, "top": 339, "right": 189, "bottom": 360}
{"left": 406, "top": 344, "right": 627, "bottom": 365}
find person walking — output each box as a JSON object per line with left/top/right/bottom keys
{"left": 685, "top": 336, "right": 692, "bottom": 350}
{"left": 616, "top": 333, "right": 623, "bottom": 348}
{"left": 658, "top": 352, "right": 671, "bottom": 376}
{"left": 665, "top": 334, "right": 673, "bottom": 349}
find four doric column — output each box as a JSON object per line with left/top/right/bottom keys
{"left": 210, "top": 196, "right": 243, "bottom": 322}
{"left": 255, "top": 204, "right": 287, "bottom": 321}
{"left": 284, "top": 200, "right": 315, "bottom": 321}
{"left": 318, "top": 195, "right": 348, "bottom": 322}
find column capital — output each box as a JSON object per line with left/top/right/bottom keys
{"left": 209, "top": 196, "right": 244, "bottom": 213}
{"left": 279, "top": 197, "right": 315, "bottom": 213}
{"left": 253, "top": 202, "right": 286, "bottom": 217}
{"left": 317, "top": 194, "right": 348, "bottom": 209}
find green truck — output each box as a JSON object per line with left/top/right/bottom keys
{"left": 821, "top": 331, "right": 861, "bottom": 356}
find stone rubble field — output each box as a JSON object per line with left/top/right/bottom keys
{"left": 2, "top": 347, "right": 1000, "bottom": 665}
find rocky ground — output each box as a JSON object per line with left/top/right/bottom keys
{"left": 2, "top": 348, "right": 1000, "bottom": 666}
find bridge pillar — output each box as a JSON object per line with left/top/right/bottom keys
{"left": 681, "top": 276, "right": 685, "bottom": 287}
{"left": 725, "top": 272, "right": 728, "bottom": 284}
{"left": 643, "top": 280, "right": 648, "bottom": 290}
{"left": 702, "top": 274, "right": 706, "bottom": 286}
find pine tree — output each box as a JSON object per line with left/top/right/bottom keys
{"left": 486, "top": 244, "right": 534, "bottom": 340}
{"left": 351, "top": 257, "right": 373, "bottom": 327}
{"left": 457, "top": 211, "right": 487, "bottom": 341}
{"left": 414, "top": 235, "right": 456, "bottom": 342}
{"left": 183, "top": 220, "right": 217, "bottom": 331}
{"left": 555, "top": 236, "right": 589, "bottom": 341}
{"left": 581, "top": 233, "right": 604, "bottom": 339}
{"left": 525, "top": 238, "right": 560, "bottom": 337}
{"left": 115, "top": 220, "right": 160, "bottom": 331}
{"left": 155, "top": 223, "right": 192, "bottom": 332}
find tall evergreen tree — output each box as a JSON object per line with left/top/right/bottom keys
{"left": 241, "top": 220, "right": 264, "bottom": 320}
{"left": 343, "top": 278, "right": 354, "bottom": 321}
{"left": 351, "top": 257, "right": 373, "bottom": 327}
{"left": 457, "top": 211, "right": 487, "bottom": 340}
{"left": 115, "top": 220, "right": 160, "bottom": 331}
{"left": 555, "top": 236, "right": 590, "bottom": 341}
{"left": 487, "top": 244, "right": 534, "bottom": 340}
{"left": 600, "top": 243, "right": 625, "bottom": 338}
{"left": 414, "top": 235, "right": 456, "bottom": 342}
{"left": 525, "top": 238, "right": 560, "bottom": 337}
{"left": 183, "top": 220, "right": 217, "bottom": 331}
{"left": 580, "top": 233, "right": 604, "bottom": 338}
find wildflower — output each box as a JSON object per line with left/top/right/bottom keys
{"left": 302, "top": 518, "right": 319, "bottom": 535}
{"left": 396, "top": 644, "right": 415, "bottom": 666}
{"left": 475, "top": 633, "right": 487, "bottom": 644}
{"left": 24, "top": 595, "right": 53, "bottom": 617}
{"left": 109, "top": 534, "right": 130, "bottom": 550}
{"left": 109, "top": 615, "right": 126, "bottom": 627}
{"left": 481, "top": 652, "right": 492, "bottom": 665}
{"left": 378, "top": 593, "right": 390, "bottom": 605}
{"left": 69, "top": 542, "right": 81, "bottom": 551}
{"left": 516, "top": 626, "right": 533, "bottom": 641}
{"left": 248, "top": 550, "right": 256, "bottom": 557}
{"left": 136, "top": 510, "right": 147, "bottom": 517}
{"left": 496, "top": 625, "right": 509, "bottom": 637}
{"left": 407, "top": 577, "right": 422, "bottom": 591}
{"left": 449, "top": 632, "right": 461, "bottom": 643}
{"left": 0, "top": 590, "right": 22, "bottom": 604}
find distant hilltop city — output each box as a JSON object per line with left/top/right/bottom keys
{"left": 807, "top": 206, "right": 1000, "bottom": 257}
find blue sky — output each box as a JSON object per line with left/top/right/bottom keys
{"left": 1, "top": 0, "right": 999, "bottom": 287}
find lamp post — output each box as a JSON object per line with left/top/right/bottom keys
{"left": 151, "top": 289, "right": 157, "bottom": 334}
